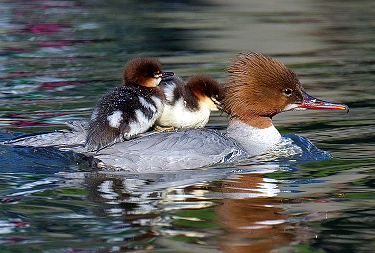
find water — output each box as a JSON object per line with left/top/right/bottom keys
{"left": 0, "top": 0, "right": 374, "bottom": 252}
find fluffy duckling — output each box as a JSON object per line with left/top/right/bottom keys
{"left": 155, "top": 74, "right": 223, "bottom": 129}
{"left": 86, "top": 57, "right": 173, "bottom": 151}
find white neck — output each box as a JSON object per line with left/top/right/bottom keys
{"left": 225, "top": 120, "right": 282, "bottom": 156}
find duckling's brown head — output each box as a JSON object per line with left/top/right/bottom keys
{"left": 123, "top": 58, "right": 173, "bottom": 87}
{"left": 187, "top": 74, "right": 224, "bottom": 110}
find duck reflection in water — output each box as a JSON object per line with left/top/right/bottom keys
{"left": 213, "top": 171, "right": 294, "bottom": 253}
{"left": 74, "top": 164, "right": 297, "bottom": 253}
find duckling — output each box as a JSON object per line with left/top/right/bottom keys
{"left": 155, "top": 74, "right": 223, "bottom": 129}
{"left": 86, "top": 57, "right": 173, "bottom": 151}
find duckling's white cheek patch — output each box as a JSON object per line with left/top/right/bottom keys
{"left": 107, "top": 110, "right": 123, "bottom": 128}
{"left": 156, "top": 77, "right": 161, "bottom": 86}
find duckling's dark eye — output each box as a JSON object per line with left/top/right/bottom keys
{"left": 283, "top": 88, "right": 292, "bottom": 96}
{"left": 151, "top": 71, "right": 162, "bottom": 78}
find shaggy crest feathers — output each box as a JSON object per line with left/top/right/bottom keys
{"left": 222, "top": 52, "right": 303, "bottom": 128}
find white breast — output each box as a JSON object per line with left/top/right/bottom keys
{"left": 155, "top": 99, "right": 210, "bottom": 128}
{"left": 225, "top": 120, "right": 282, "bottom": 156}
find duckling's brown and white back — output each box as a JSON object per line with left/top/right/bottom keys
{"left": 86, "top": 57, "right": 173, "bottom": 151}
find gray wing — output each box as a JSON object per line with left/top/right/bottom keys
{"left": 95, "top": 128, "right": 247, "bottom": 172}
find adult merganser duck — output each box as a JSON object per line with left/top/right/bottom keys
{"left": 85, "top": 57, "right": 173, "bottom": 151}
{"left": 221, "top": 52, "right": 348, "bottom": 154}
{"left": 5, "top": 52, "right": 348, "bottom": 172}
{"left": 155, "top": 74, "right": 223, "bottom": 129}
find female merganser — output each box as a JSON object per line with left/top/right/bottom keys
{"left": 85, "top": 57, "right": 173, "bottom": 151}
{"left": 5, "top": 52, "right": 348, "bottom": 172}
{"left": 155, "top": 74, "right": 223, "bottom": 129}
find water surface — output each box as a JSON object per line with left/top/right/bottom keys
{"left": 0, "top": 0, "right": 374, "bottom": 252}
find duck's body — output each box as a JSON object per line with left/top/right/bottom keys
{"left": 5, "top": 52, "right": 348, "bottom": 172}
{"left": 6, "top": 120, "right": 246, "bottom": 171}
{"left": 92, "top": 128, "right": 247, "bottom": 171}
{"left": 156, "top": 74, "right": 222, "bottom": 129}
{"left": 85, "top": 58, "right": 173, "bottom": 151}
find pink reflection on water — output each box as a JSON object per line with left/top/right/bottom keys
{"left": 38, "top": 38, "right": 93, "bottom": 47}
{"left": 3, "top": 47, "right": 28, "bottom": 53}
{"left": 5, "top": 111, "right": 65, "bottom": 118}
{"left": 1, "top": 198, "right": 20, "bottom": 204}
{"left": 27, "top": 23, "right": 69, "bottom": 34}
{"left": 11, "top": 120, "right": 50, "bottom": 127}
{"left": 38, "top": 80, "right": 86, "bottom": 90}
{"left": 5, "top": 109, "right": 73, "bottom": 128}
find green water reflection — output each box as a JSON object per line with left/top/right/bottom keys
{"left": 0, "top": 0, "right": 374, "bottom": 252}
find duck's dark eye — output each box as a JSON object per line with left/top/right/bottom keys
{"left": 283, "top": 88, "right": 292, "bottom": 96}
